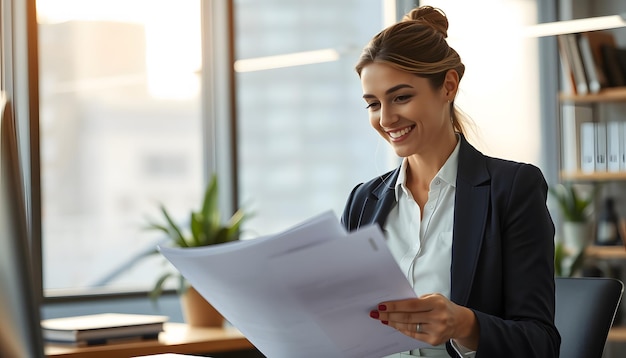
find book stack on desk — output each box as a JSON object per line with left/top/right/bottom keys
{"left": 41, "top": 313, "right": 168, "bottom": 346}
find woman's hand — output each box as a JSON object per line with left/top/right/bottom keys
{"left": 369, "top": 293, "right": 479, "bottom": 349}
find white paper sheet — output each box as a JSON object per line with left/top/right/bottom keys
{"left": 158, "top": 211, "right": 428, "bottom": 358}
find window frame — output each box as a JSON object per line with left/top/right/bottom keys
{"left": 25, "top": 0, "right": 236, "bottom": 304}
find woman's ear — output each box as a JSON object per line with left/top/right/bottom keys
{"left": 443, "top": 69, "right": 459, "bottom": 100}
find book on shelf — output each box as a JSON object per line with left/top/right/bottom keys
{"left": 557, "top": 30, "right": 626, "bottom": 94}
{"left": 557, "top": 34, "right": 579, "bottom": 95}
{"left": 580, "top": 31, "right": 618, "bottom": 91}
{"left": 586, "top": 30, "right": 626, "bottom": 89}
{"left": 564, "top": 33, "right": 589, "bottom": 95}
{"left": 41, "top": 313, "right": 168, "bottom": 346}
{"left": 602, "top": 44, "right": 626, "bottom": 88}
{"left": 578, "top": 32, "right": 602, "bottom": 94}
{"left": 557, "top": 33, "right": 589, "bottom": 95}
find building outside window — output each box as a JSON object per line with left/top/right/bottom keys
{"left": 37, "top": 0, "right": 204, "bottom": 293}
{"left": 234, "top": 0, "right": 394, "bottom": 237}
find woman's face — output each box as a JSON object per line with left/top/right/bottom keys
{"left": 360, "top": 62, "right": 454, "bottom": 158}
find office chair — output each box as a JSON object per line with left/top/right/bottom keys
{"left": 555, "top": 276, "right": 624, "bottom": 358}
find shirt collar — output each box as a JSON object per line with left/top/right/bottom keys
{"left": 394, "top": 135, "right": 461, "bottom": 201}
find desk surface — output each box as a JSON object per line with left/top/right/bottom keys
{"left": 45, "top": 322, "right": 255, "bottom": 358}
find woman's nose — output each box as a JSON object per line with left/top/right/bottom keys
{"left": 379, "top": 105, "right": 397, "bottom": 127}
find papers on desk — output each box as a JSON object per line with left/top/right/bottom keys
{"left": 41, "top": 313, "right": 167, "bottom": 346}
{"left": 159, "top": 211, "right": 428, "bottom": 358}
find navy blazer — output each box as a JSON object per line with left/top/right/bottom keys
{"left": 341, "top": 135, "right": 560, "bottom": 357}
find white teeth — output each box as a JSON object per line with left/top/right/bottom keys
{"left": 389, "top": 127, "right": 412, "bottom": 138}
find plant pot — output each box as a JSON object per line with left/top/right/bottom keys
{"left": 180, "top": 286, "right": 224, "bottom": 327}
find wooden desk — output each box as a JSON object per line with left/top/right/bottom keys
{"left": 45, "top": 323, "right": 257, "bottom": 358}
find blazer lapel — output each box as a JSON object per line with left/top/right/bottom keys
{"left": 450, "top": 135, "right": 490, "bottom": 305}
{"left": 358, "top": 169, "right": 399, "bottom": 231}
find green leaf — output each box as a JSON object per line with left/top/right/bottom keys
{"left": 189, "top": 211, "right": 202, "bottom": 246}
{"left": 149, "top": 272, "right": 175, "bottom": 301}
{"left": 569, "top": 247, "right": 586, "bottom": 277}
{"left": 554, "top": 242, "right": 564, "bottom": 277}
{"left": 549, "top": 183, "right": 594, "bottom": 222}
{"left": 143, "top": 221, "right": 171, "bottom": 234}
{"left": 160, "top": 205, "right": 188, "bottom": 247}
{"left": 223, "top": 209, "right": 248, "bottom": 242}
{"left": 201, "top": 175, "right": 220, "bottom": 245}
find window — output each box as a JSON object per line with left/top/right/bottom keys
{"left": 33, "top": 0, "right": 548, "bottom": 297}
{"left": 234, "top": 0, "right": 395, "bottom": 237}
{"left": 37, "top": 0, "right": 204, "bottom": 293}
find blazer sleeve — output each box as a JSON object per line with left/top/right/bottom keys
{"left": 466, "top": 164, "right": 560, "bottom": 357}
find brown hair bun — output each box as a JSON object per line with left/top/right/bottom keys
{"left": 401, "top": 5, "right": 449, "bottom": 38}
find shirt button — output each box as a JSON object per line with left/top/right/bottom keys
{"left": 434, "top": 179, "right": 441, "bottom": 185}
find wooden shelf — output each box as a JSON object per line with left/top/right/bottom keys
{"left": 608, "top": 326, "right": 626, "bottom": 342}
{"left": 560, "top": 87, "right": 626, "bottom": 103}
{"left": 560, "top": 171, "right": 626, "bottom": 181}
{"left": 585, "top": 245, "right": 626, "bottom": 259}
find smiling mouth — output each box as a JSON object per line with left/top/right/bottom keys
{"left": 388, "top": 126, "right": 414, "bottom": 139}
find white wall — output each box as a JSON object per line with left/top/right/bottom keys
{"left": 421, "top": 0, "right": 542, "bottom": 166}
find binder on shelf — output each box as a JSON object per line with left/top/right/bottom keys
{"left": 607, "top": 121, "right": 621, "bottom": 172}
{"left": 580, "top": 121, "right": 596, "bottom": 173}
{"left": 561, "top": 104, "right": 588, "bottom": 172}
{"left": 595, "top": 121, "right": 607, "bottom": 172}
{"left": 619, "top": 122, "right": 626, "bottom": 171}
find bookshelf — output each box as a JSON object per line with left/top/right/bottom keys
{"left": 549, "top": 4, "right": 626, "bottom": 349}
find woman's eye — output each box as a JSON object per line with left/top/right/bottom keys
{"left": 395, "top": 95, "right": 412, "bottom": 102}
{"left": 365, "top": 102, "right": 380, "bottom": 110}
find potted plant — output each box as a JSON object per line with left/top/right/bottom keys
{"left": 144, "top": 174, "right": 249, "bottom": 326}
{"left": 549, "top": 182, "right": 595, "bottom": 277}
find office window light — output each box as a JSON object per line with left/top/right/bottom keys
{"left": 37, "top": 0, "right": 203, "bottom": 293}
{"left": 234, "top": 0, "right": 396, "bottom": 237}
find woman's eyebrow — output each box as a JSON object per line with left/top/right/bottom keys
{"left": 362, "top": 84, "right": 414, "bottom": 99}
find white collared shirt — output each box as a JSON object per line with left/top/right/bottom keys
{"left": 383, "top": 138, "right": 475, "bottom": 357}
{"left": 385, "top": 142, "right": 459, "bottom": 298}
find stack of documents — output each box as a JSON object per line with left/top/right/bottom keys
{"left": 41, "top": 313, "right": 168, "bottom": 346}
{"left": 159, "top": 211, "right": 428, "bottom": 358}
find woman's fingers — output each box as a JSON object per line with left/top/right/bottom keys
{"left": 369, "top": 294, "right": 457, "bottom": 346}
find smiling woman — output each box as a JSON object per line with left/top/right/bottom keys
{"left": 342, "top": 5, "right": 559, "bottom": 357}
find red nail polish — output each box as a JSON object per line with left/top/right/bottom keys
{"left": 369, "top": 311, "right": 380, "bottom": 319}
{"left": 378, "top": 304, "right": 387, "bottom": 311}
{"left": 381, "top": 320, "right": 388, "bottom": 325}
